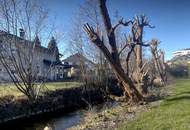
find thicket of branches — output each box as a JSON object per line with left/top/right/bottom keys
{"left": 83, "top": 0, "right": 167, "bottom": 102}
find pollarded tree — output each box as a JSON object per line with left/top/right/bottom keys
{"left": 128, "top": 15, "right": 154, "bottom": 95}
{"left": 150, "top": 39, "right": 167, "bottom": 84}
{"left": 84, "top": 0, "right": 143, "bottom": 101}
{"left": 83, "top": 0, "right": 157, "bottom": 102}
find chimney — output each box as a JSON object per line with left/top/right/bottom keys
{"left": 19, "top": 28, "right": 25, "bottom": 39}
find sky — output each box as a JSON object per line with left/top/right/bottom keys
{"left": 42, "top": 0, "right": 190, "bottom": 60}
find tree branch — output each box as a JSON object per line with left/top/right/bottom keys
{"left": 98, "top": 0, "right": 112, "bottom": 33}
{"left": 118, "top": 42, "right": 130, "bottom": 56}
{"left": 136, "top": 42, "right": 150, "bottom": 47}
{"left": 113, "top": 18, "right": 133, "bottom": 31}
{"left": 83, "top": 23, "right": 103, "bottom": 46}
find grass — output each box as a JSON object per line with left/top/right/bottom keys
{"left": 119, "top": 79, "right": 190, "bottom": 130}
{"left": 0, "top": 81, "right": 81, "bottom": 98}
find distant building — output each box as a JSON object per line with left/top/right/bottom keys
{"left": 167, "top": 48, "right": 190, "bottom": 77}
{"left": 52, "top": 62, "right": 78, "bottom": 80}
{"left": 172, "top": 48, "right": 190, "bottom": 57}
{"left": 57, "top": 53, "right": 96, "bottom": 79}
{"left": 167, "top": 55, "right": 190, "bottom": 66}
{"left": 63, "top": 53, "right": 95, "bottom": 70}
{"left": 168, "top": 48, "right": 190, "bottom": 66}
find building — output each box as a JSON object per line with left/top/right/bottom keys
{"left": 0, "top": 30, "right": 60, "bottom": 82}
{"left": 0, "top": 30, "right": 98, "bottom": 82}
{"left": 167, "top": 48, "right": 190, "bottom": 77}
{"left": 56, "top": 53, "right": 96, "bottom": 79}
{"left": 169, "top": 48, "right": 190, "bottom": 66}
{"left": 63, "top": 53, "right": 95, "bottom": 70}
{"left": 52, "top": 62, "right": 78, "bottom": 80}
{"left": 172, "top": 48, "right": 190, "bottom": 57}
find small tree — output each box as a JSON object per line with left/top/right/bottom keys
{"left": 69, "top": 0, "right": 110, "bottom": 85}
{"left": 0, "top": 0, "right": 57, "bottom": 101}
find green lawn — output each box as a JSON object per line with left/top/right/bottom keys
{"left": 120, "top": 79, "right": 190, "bottom": 130}
{"left": 0, "top": 81, "right": 81, "bottom": 98}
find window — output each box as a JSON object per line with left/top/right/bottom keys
{"left": 60, "top": 74, "right": 63, "bottom": 77}
{"left": 36, "top": 66, "right": 40, "bottom": 73}
{"left": 56, "top": 67, "right": 59, "bottom": 74}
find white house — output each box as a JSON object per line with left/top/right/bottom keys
{"left": 0, "top": 30, "right": 60, "bottom": 82}
{"left": 172, "top": 48, "right": 190, "bottom": 57}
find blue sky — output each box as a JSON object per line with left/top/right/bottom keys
{"left": 42, "top": 0, "right": 190, "bottom": 60}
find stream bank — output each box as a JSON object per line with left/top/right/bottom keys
{"left": 0, "top": 80, "right": 123, "bottom": 129}
{"left": 69, "top": 84, "right": 170, "bottom": 130}
{"left": 0, "top": 101, "right": 120, "bottom": 130}
{"left": 0, "top": 86, "right": 104, "bottom": 124}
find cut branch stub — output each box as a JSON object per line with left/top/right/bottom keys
{"left": 83, "top": 23, "right": 102, "bottom": 46}
{"left": 134, "top": 15, "right": 155, "bottom": 28}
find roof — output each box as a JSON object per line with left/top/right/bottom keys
{"left": 173, "top": 48, "right": 190, "bottom": 53}
{"left": 63, "top": 53, "right": 95, "bottom": 66}
{"left": 0, "top": 30, "right": 52, "bottom": 54}
{"left": 43, "top": 59, "right": 78, "bottom": 69}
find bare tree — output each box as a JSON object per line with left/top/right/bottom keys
{"left": 127, "top": 15, "right": 154, "bottom": 95}
{"left": 0, "top": 0, "right": 58, "bottom": 101}
{"left": 69, "top": 0, "right": 110, "bottom": 85}
{"left": 84, "top": 0, "right": 144, "bottom": 101}
{"left": 83, "top": 0, "right": 161, "bottom": 102}
{"left": 150, "top": 39, "right": 167, "bottom": 84}
{"left": 68, "top": 11, "right": 87, "bottom": 82}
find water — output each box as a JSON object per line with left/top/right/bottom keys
{"left": 51, "top": 112, "right": 81, "bottom": 130}
{"left": 7, "top": 111, "right": 83, "bottom": 130}
{"left": 24, "top": 111, "right": 83, "bottom": 130}
{"left": 0, "top": 101, "right": 119, "bottom": 130}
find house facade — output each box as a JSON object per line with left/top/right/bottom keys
{"left": 0, "top": 30, "right": 60, "bottom": 82}
{"left": 0, "top": 30, "right": 97, "bottom": 82}
{"left": 53, "top": 53, "right": 96, "bottom": 80}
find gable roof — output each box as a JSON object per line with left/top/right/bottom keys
{"left": 0, "top": 30, "right": 53, "bottom": 55}
{"left": 63, "top": 53, "right": 95, "bottom": 66}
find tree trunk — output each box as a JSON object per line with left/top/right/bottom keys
{"left": 134, "top": 27, "right": 148, "bottom": 95}
{"left": 83, "top": 0, "right": 144, "bottom": 102}
{"left": 109, "top": 61, "right": 143, "bottom": 101}
{"left": 94, "top": 43, "right": 143, "bottom": 101}
{"left": 135, "top": 45, "right": 142, "bottom": 69}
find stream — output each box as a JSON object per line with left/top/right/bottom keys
{"left": 0, "top": 101, "right": 119, "bottom": 130}
{"left": 21, "top": 111, "right": 83, "bottom": 130}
